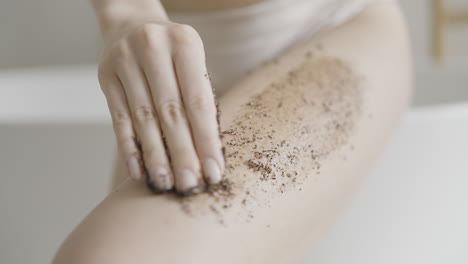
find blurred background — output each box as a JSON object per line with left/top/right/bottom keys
{"left": 1, "top": 0, "right": 467, "bottom": 104}
{"left": 0, "top": 0, "right": 467, "bottom": 264}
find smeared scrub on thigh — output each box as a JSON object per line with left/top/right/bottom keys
{"left": 168, "top": 50, "right": 364, "bottom": 225}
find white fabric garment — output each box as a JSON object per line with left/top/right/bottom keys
{"left": 169, "top": 0, "right": 390, "bottom": 95}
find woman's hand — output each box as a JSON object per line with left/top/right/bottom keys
{"left": 97, "top": 20, "right": 224, "bottom": 195}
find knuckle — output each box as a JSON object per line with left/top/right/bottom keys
{"left": 120, "top": 137, "right": 138, "bottom": 155}
{"left": 139, "top": 23, "right": 156, "bottom": 38}
{"left": 112, "top": 111, "right": 131, "bottom": 127}
{"left": 133, "top": 105, "right": 156, "bottom": 124}
{"left": 123, "top": 149, "right": 140, "bottom": 163}
{"left": 170, "top": 24, "right": 201, "bottom": 46}
{"left": 158, "top": 100, "right": 185, "bottom": 125}
{"left": 138, "top": 24, "right": 162, "bottom": 52}
{"left": 111, "top": 40, "right": 131, "bottom": 60}
{"left": 187, "top": 95, "right": 213, "bottom": 112}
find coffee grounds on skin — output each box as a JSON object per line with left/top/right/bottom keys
{"left": 154, "top": 49, "right": 364, "bottom": 225}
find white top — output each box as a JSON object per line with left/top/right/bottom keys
{"left": 169, "top": 0, "right": 387, "bottom": 94}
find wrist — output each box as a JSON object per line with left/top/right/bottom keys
{"left": 93, "top": 0, "right": 169, "bottom": 39}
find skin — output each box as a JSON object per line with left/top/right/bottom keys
{"left": 53, "top": 2, "right": 412, "bottom": 264}
{"left": 92, "top": 0, "right": 227, "bottom": 194}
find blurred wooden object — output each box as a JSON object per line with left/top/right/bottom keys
{"left": 433, "top": 0, "right": 468, "bottom": 61}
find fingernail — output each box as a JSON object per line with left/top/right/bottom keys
{"left": 127, "top": 157, "right": 142, "bottom": 180}
{"left": 177, "top": 169, "right": 199, "bottom": 193}
{"left": 150, "top": 167, "right": 173, "bottom": 191}
{"left": 204, "top": 158, "right": 222, "bottom": 184}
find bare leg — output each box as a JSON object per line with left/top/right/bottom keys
{"left": 54, "top": 2, "right": 411, "bottom": 264}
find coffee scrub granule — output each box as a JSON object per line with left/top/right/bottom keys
{"left": 167, "top": 51, "right": 364, "bottom": 224}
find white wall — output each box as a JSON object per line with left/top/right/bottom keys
{"left": 0, "top": 123, "right": 115, "bottom": 264}
{"left": 0, "top": 0, "right": 100, "bottom": 68}
{"left": 398, "top": 0, "right": 468, "bottom": 105}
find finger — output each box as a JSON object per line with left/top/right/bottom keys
{"left": 171, "top": 25, "right": 225, "bottom": 185}
{"left": 98, "top": 69, "right": 143, "bottom": 180}
{"left": 138, "top": 25, "right": 204, "bottom": 195}
{"left": 114, "top": 45, "right": 174, "bottom": 192}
